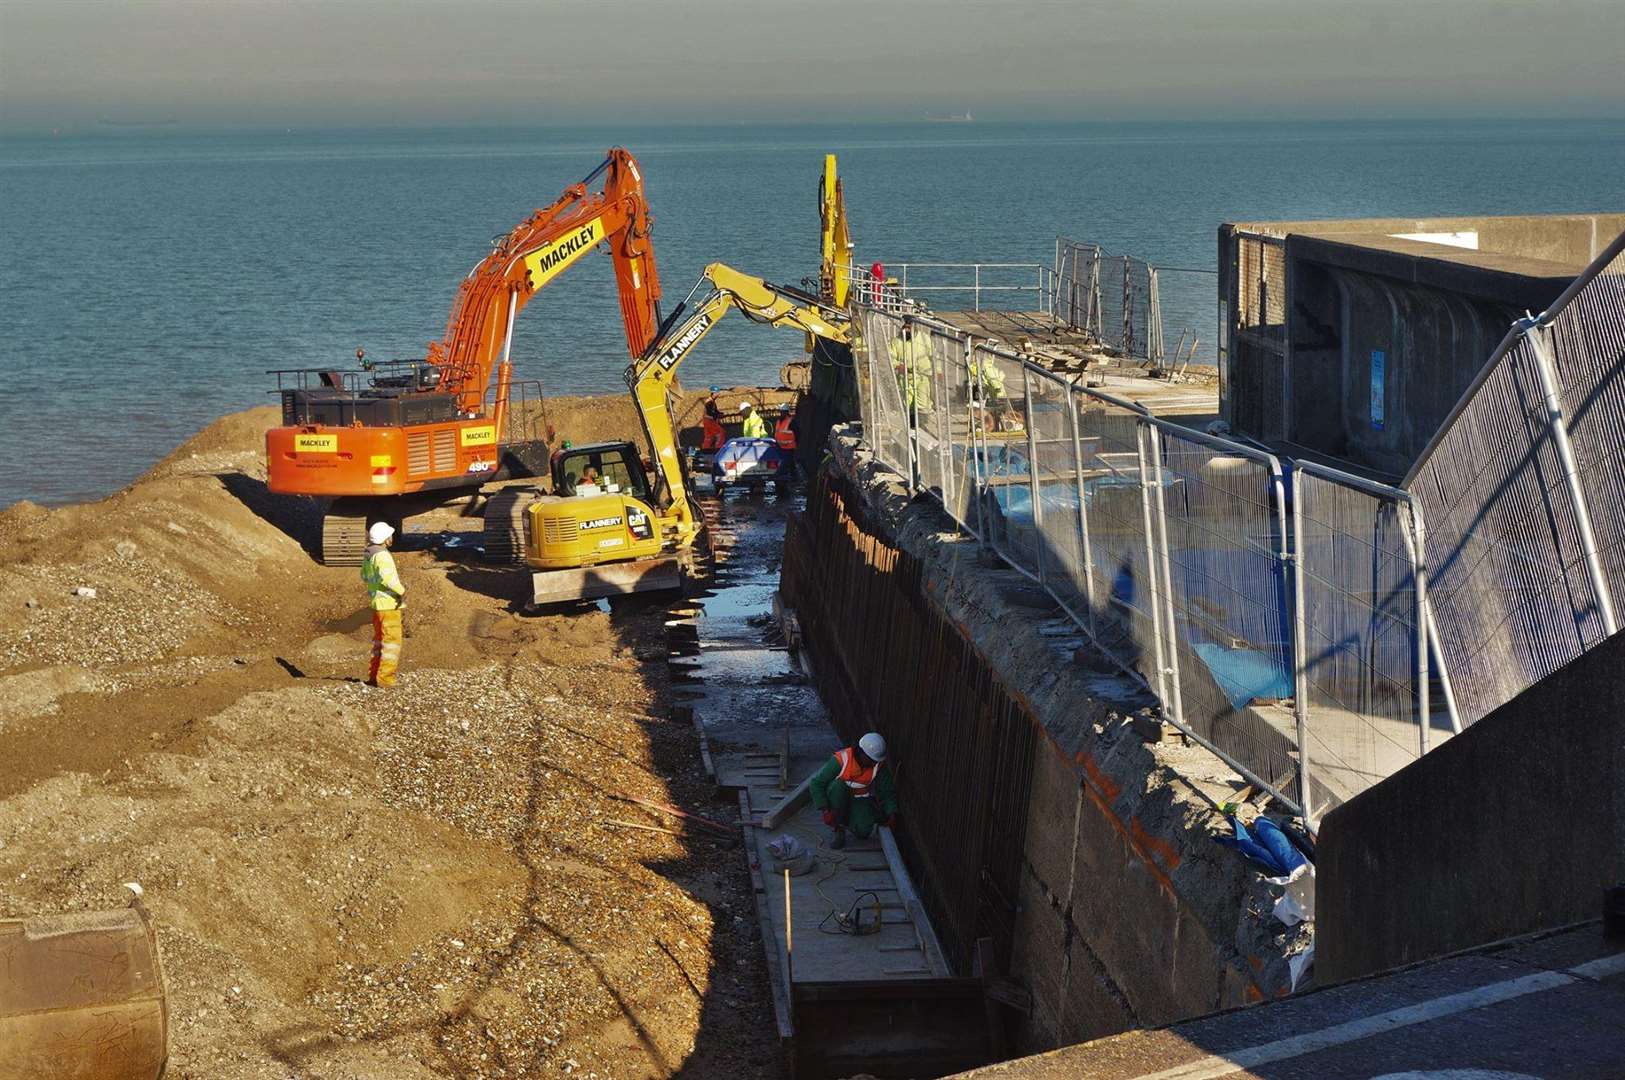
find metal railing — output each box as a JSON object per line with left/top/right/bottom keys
{"left": 852, "top": 305, "right": 1454, "bottom": 824}
{"left": 838, "top": 261, "right": 1058, "bottom": 314}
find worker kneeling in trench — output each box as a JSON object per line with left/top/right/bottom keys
{"left": 810, "top": 732, "right": 898, "bottom": 849}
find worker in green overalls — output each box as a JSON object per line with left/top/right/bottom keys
{"left": 809, "top": 732, "right": 899, "bottom": 849}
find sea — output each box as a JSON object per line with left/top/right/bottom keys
{"left": 2, "top": 119, "right": 1622, "bottom": 507}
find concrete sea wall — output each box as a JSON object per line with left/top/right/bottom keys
{"left": 783, "top": 430, "right": 1301, "bottom": 1052}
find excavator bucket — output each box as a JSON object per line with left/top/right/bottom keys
{"left": 0, "top": 896, "right": 168, "bottom": 1080}
{"left": 532, "top": 555, "right": 683, "bottom": 606}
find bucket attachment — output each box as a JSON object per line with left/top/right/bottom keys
{"left": 0, "top": 891, "right": 168, "bottom": 1080}
{"left": 532, "top": 555, "right": 683, "bottom": 605}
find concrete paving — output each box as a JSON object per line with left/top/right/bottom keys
{"left": 951, "top": 924, "right": 1625, "bottom": 1079}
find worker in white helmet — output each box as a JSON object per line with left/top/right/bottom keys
{"left": 808, "top": 732, "right": 898, "bottom": 849}
{"left": 739, "top": 399, "right": 769, "bottom": 440}
{"left": 359, "top": 521, "right": 406, "bottom": 687}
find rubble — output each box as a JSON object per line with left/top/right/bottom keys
{"left": 0, "top": 400, "right": 783, "bottom": 1078}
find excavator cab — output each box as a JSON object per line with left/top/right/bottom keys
{"left": 552, "top": 443, "right": 653, "bottom": 501}
{"left": 525, "top": 440, "right": 679, "bottom": 605}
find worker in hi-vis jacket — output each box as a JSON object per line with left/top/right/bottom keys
{"left": 360, "top": 521, "right": 405, "bottom": 687}
{"left": 809, "top": 732, "right": 898, "bottom": 849}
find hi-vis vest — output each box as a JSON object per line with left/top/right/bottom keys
{"left": 775, "top": 415, "right": 798, "bottom": 450}
{"left": 361, "top": 546, "right": 405, "bottom": 611}
{"left": 742, "top": 411, "right": 769, "bottom": 439}
{"left": 834, "top": 747, "right": 878, "bottom": 797}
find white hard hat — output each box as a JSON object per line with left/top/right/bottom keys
{"left": 367, "top": 522, "right": 395, "bottom": 544}
{"left": 858, "top": 732, "right": 887, "bottom": 762}
{"left": 739, "top": 400, "right": 753, "bottom": 411}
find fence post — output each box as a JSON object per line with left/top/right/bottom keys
{"left": 1289, "top": 468, "right": 1314, "bottom": 825}
{"left": 1524, "top": 321, "right": 1619, "bottom": 639}
{"left": 937, "top": 334, "right": 952, "bottom": 502}
{"left": 1144, "top": 423, "right": 1184, "bottom": 728}
{"left": 1135, "top": 423, "right": 1172, "bottom": 709}
{"left": 1067, "top": 386, "right": 1097, "bottom": 635}
{"left": 1404, "top": 499, "right": 1432, "bottom": 757}
{"left": 969, "top": 340, "right": 987, "bottom": 546}
{"left": 974, "top": 264, "right": 982, "bottom": 312}
{"left": 1022, "top": 365, "right": 1047, "bottom": 586}
{"left": 903, "top": 318, "right": 917, "bottom": 491}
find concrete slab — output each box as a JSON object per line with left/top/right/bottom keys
{"left": 929, "top": 310, "right": 1220, "bottom": 426}
{"left": 950, "top": 924, "right": 1625, "bottom": 1079}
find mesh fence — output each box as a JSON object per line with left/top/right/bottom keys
{"left": 1071, "top": 387, "right": 1166, "bottom": 693}
{"left": 1152, "top": 426, "right": 1299, "bottom": 797}
{"left": 980, "top": 345, "right": 1041, "bottom": 579}
{"left": 1295, "top": 469, "right": 1426, "bottom": 817}
{"left": 839, "top": 227, "right": 1625, "bottom": 819}
{"left": 1550, "top": 246, "right": 1625, "bottom": 613}
{"left": 1028, "top": 366, "right": 1086, "bottom": 615}
{"left": 1404, "top": 234, "right": 1625, "bottom": 726}
{"left": 1055, "top": 240, "right": 1162, "bottom": 363}
{"left": 859, "top": 307, "right": 913, "bottom": 480}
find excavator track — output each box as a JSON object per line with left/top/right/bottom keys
{"left": 482, "top": 486, "right": 541, "bottom": 564}
{"left": 321, "top": 501, "right": 371, "bottom": 566}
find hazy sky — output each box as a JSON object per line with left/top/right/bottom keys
{"left": 2, "top": 0, "right": 1621, "bottom": 131}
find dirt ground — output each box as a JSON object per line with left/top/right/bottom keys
{"left": 0, "top": 397, "right": 788, "bottom": 1079}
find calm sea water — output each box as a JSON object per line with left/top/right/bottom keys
{"left": 2, "top": 120, "right": 1622, "bottom": 506}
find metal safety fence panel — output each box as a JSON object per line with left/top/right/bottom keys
{"left": 1549, "top": 243, "right": 1625, "bottom": 625}
{"left": 979, "top": 344, "right": 1042, "bottom": 579}
{"left": 916, "top": 318, "right": 982, "bottom": 536}
{"left": 1400, "top": 228, "right": 1624, "bottom": 733}
{"left": 1028, "top": 365, "right": 1087, "bottom": 620}
{"left": 1294, "top": 466, "right": 1431, "bottom": 818}
{"left": 1069, "top": 386, "right": 1166, "bottom": 697}
{"left": 1149, "top": 423, "right": 1301, "bottom": 801}
{"left": 858, "top": 307, "right": 913, "bottom": 482}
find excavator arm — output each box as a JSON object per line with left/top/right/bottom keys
{"left": 818, "top": 154, "right": 854, "bottom": 308}
{"left": 626, "top": 263, "right": 849, "bottom": 540}
{"left": 430, "top": 147, "right": 662, "bottom": 413}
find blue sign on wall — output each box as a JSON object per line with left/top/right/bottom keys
{"left": 1371, "top": 349, "right": 1387, "bottom": 431}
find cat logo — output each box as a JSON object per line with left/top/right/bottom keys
{"left": 655, "top": 314, "right": 711, "bottom": 370}
{"left": 581, "top": 515, "right": 624, "bottom": 531}
{"left": 627, "top": 507, "right": 654, "bottom": 540}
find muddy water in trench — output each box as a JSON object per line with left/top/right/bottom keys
{"left": 680, "top": 488, "right": 837, "bottom": 788}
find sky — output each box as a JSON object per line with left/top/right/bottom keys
{"left": 1, "top": 0, "right": 1622, "bottom": 132}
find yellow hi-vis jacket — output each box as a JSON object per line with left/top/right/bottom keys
{"left": 741, "top": 411, "right": 769, "bottom": 439}
{"left": 361, "top": 545, "right": 405, "bottom": 611}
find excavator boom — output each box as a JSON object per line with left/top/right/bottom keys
{"left": 524, "top": 262, "right": 849, "bottom": 603}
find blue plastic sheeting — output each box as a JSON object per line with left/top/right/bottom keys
{"left": 1193, "top": 643, "right": 1295, "bottom": 708}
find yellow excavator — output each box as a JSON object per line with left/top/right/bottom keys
{"left": 521, "top": 263, "right": 848, "bottom": 604}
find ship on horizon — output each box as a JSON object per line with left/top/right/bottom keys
{"left": 925, "top": 112, "right": 974, "bottom": 123}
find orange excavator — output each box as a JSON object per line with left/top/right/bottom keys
{"left": 266, "top": 148, "right": 663, "bottom": 563}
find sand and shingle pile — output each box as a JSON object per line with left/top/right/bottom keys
{"left": 0, "top": 400, "right": 782, "bottom": 1079}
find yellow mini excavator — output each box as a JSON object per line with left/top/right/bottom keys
{"left": 520, "top": 263, "right": 848, "bottom": 605}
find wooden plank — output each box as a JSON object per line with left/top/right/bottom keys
{"left": 740, "top": 790, "right": 793, "bottom": 1040}
{"left": 880, "top": 827, "right": 952, "bottom": 978}
{"left": 761, "top": 770, "right": 815, "bottom": 829}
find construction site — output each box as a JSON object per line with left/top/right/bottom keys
{"left": 2, "top": 149, "right": 1622, "bottom": 1080}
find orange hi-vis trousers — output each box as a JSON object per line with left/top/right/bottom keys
{"left": 370, "top": 609, "right": 402, "bottom": 686}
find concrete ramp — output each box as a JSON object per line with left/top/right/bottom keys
{"left": 949, "top": 924, "right": 1624, "bottom": 1079}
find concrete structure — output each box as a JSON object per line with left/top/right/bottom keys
{"left": 1219, "top": 213, "right": 1625, "bottom": 478}
{"left": 784, "top": 429, "right": 1309, "bottom": 1057}
{"left": 948, "top": 922, "right": 1625, "bottom": 1079}
{"left": 1317, "top": 626, "right": 1625, "bottom": 984}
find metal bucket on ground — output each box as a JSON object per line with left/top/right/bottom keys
{"left": 0, "top": 889, "right": 168, "bottom": 1080}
